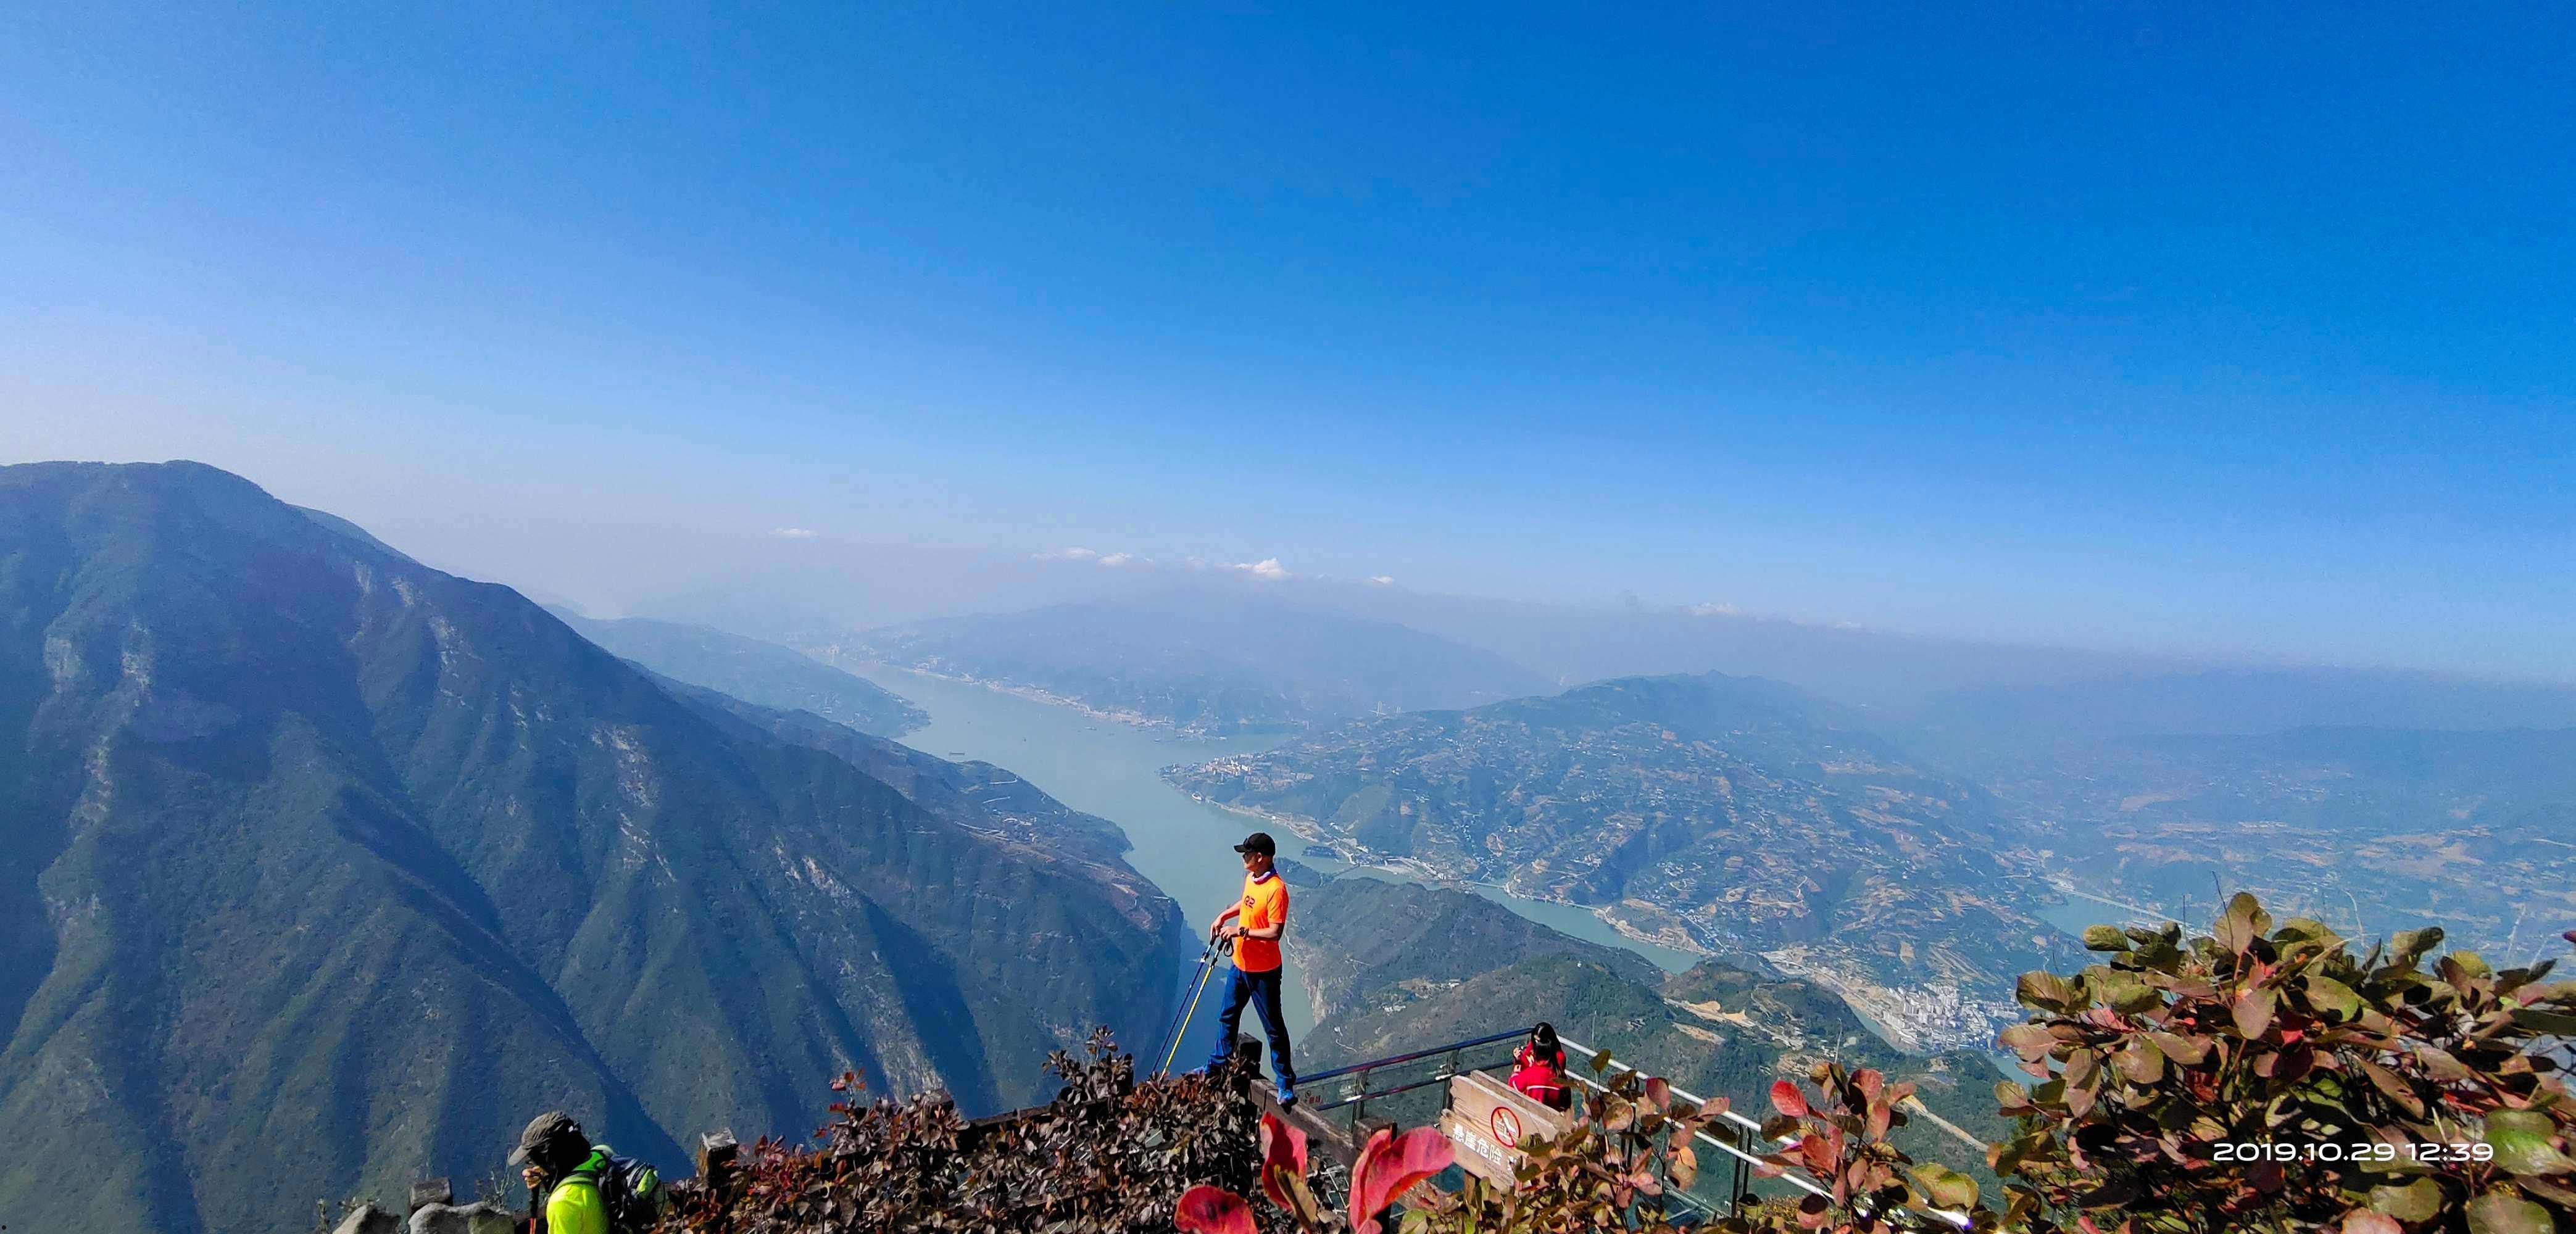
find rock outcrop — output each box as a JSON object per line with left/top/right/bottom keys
{"left": 407, "top": 1201, "right": 516, "bottom": 1234}
{"left": 330, "top": 1205, "right": 401, "bottom": 1234}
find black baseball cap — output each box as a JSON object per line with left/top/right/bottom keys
{"left": 1232, "top": 832, "right": 1276, "bottom": 856}
{"left": 509, "top": 1111, "right": 581, "bottom": 1165}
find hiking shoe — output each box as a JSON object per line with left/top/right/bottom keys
{"left": 1275, "top": 1082, "right": 1298, "bottom": 1109}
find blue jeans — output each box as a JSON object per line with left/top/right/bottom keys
{"left": 1204, "top": 964, "right": 1295, "bottom": 1090}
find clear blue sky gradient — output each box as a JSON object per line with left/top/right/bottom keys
{"left": 4, "top": 4, "right": 2570, "bottom": 676}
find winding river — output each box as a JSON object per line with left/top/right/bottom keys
{"left": 857, "top": 666, "right": 1702, "bottom": 1058}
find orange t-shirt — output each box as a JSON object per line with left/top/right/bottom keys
{"left": 1232, "top": 871, "right": 1289, "bottom": 972}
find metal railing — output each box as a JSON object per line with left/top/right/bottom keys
{"left": 1299, "top": 1028, "right": 1529, "bottom": 1087}
{"left": 1294, "top": 1028, "right": 1524, "bottom": 1132}
{"left": 1555, "top": 1034, "right": 1971, "bottom": 1231}
{"left": 1286, "top": 1027, "right": 1970, "bottom": 1229}
{"left": 1296, "top": 1029, "right": 1739, "bottom": 1223}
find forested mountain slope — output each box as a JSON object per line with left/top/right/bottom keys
{"left": 1282, "top": 876, "right": 1662, "bottom": 1024}
{"left": 0, "top": 461, "right": 1178, "bottom": 1234}
{"left": 1176, "top": 673, "right": 2072, "bottom": 1050}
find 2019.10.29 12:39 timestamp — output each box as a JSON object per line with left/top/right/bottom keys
{"left": 2212, "top": 1141, "right": 2494, "bottom": 1165}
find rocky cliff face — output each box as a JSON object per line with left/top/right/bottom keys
{"left": 0, "top": 461, "right": 1180, "bottom": 1234}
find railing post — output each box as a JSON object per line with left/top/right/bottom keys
{"left": 1352, "top": 1066, "right": 1371, "bottom": 1129}
{"left": 1733, "top": 1120, "right": 1752, "bottom": 1215}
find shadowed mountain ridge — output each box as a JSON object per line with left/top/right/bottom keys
{"left": 0, "top": 460, "right": 1177, "bottom": 1234}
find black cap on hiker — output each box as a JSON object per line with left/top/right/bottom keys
{"left": 510, "top": 1111, "right": 581, "bottom": 1165}
{"left": 1233, "top": 832, "right": 1276, "bottom": 856}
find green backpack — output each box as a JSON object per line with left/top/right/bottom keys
{"left": 568, "top": 1145, "right": 662, "bottom": 1233}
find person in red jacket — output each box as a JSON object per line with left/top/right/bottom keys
{"left": 1509, "top": 1022, "right": 1571, "bottom": 1111}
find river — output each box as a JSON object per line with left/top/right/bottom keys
{"left": 856, "top": 666, "right": 1702, "bottom": 1063}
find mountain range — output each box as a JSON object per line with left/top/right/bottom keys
{"left": 0, "top": 462, "right": 1180, "bottom": 1234}
{"left": 1171, "top": 671, "right": 2075, "bottom": 1050}
{"left": 825, "top": 591, "right": 1555, "bottom": 734}
{"left": 548, "top": 609, "right": 928, "bottom": 738}
{"left": 1957, "top": 724, "right": 2576, "bottom": 957}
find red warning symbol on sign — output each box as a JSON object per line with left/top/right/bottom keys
{"left": 1489, "top": 1104, "right": 1523, "bottom": 1146}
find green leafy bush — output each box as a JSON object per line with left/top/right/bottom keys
{"left": 1986, "top": 894, "right": 2575, "bottom": 1233}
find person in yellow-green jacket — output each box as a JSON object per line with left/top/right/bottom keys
{"left": 510, "top": 1110, "right": 659, "bottom": 1234}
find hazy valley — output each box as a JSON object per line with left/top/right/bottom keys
{"left": 830, "top": 592, "right": 1555, "bottom": 735}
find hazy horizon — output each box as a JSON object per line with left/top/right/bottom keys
{"left": 8, "top": 4, "right": 2570, "bottom": 682}
{"left": 9, "top": 455, "right": 2574, "bottom": 705}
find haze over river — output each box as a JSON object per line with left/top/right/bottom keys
{"left": 857, "top": 666, "right": 1701, "bottom": 1061}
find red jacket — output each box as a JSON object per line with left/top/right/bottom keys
{"left": 1510, "top": 1042, "right": 1569, "bottom": 1110}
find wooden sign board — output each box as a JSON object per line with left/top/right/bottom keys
{"left": 1439, "top": 1070, "right": 1567, "bottom": 1186}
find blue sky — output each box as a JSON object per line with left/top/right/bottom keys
{"left": 4, "top": 3, "right": 2570, "bottom": 677}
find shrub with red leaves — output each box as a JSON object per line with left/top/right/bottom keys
{"left": 634, "top": 895, "right": 2576, "bottom": 1234}
{"left": 652, "top": 1029, "right": 1260, "bottom": 1233}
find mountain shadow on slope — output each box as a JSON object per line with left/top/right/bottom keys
{"left": 0, "top": 461, "right": 1179, "bottom": 1234}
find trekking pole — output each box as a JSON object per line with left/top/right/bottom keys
{"left": 1156, "top": 939, "right": 1224, "bottom": 1078}
{"left": 526, "top": 1179, "right": 541, "bottom": 1234}
{"left": 1158, "top": 945, "right": 1210, "bottom": 1065}
{"left": 1154, "top": 943, "right": 1218, "bottom": 1077}
{"left": 1149, "top": 943, "right": 1216, "bottom": 1075}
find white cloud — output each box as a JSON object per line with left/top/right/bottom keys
{"left": 1098, "top": 552, "right": 1135, "bottom": 567}
{"left": 1369, "top": 575, "right": 1396, "bottom": 586}
{"left": 1229, "top": 558, "right": 1289, "bottom": 580}
{"left": 770, "top": 527, "right": 820, "bottom": 539}
{"left": 1034, "top": 547, "right": 1100, "bottom": 561}
{"left": 1687, "top": 602, "right": 1740, "bottom": 617}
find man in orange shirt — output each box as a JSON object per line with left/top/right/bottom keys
{"left": 1202, "top": 831, "right": 1298, "bottom": 1107}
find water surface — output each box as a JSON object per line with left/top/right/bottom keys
{"left": 861, "top": 666, "right": 1703, "bottom": 1064}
